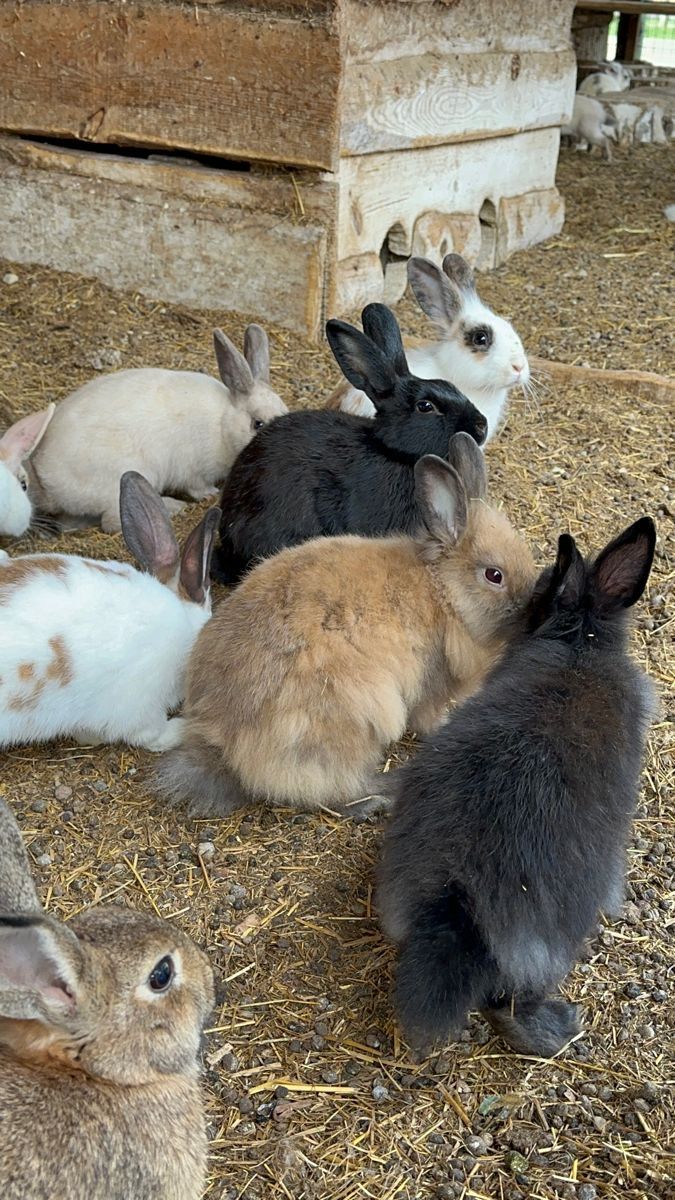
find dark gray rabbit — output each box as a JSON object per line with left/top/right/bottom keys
{"left": 377, "top": 517, "right": 657, "bottom": 1057}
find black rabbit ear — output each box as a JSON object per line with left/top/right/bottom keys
{"left": 590, "top": 517, "right": 656, "bottom": 614}
{"left": 360, "top": 304, "right": 409, "bottom": 377}
{"left": 325, "top": 319, "right": 397, "bottom": 404}
{"left": 527, "top": 534, "right": 585, "bottom": 630}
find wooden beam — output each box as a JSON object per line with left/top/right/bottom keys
{"left": 0, "top": 1, "right": 342, "bottom": 171}
{"left": 573, "top": 0, "right": 674, "bottom": 14}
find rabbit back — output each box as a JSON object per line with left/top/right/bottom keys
{"left": 31, "top": 370, "right": 256, "bottom": 524}
{"left": 183, "top": 534, "right": 444, "bottom": 809}
{"left": 0, "top": 554, "right": 208, "bottom": 748}
{"left": 379, "top": 640, "right": 655, "bottom": 996}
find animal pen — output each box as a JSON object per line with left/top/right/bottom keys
{"left": 0, "top": 3, "right": 673, "bottom": 1200}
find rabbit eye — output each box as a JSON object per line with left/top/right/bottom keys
{"left": 416, "top": 400, "right": 437, "bottom": 414}
{"left": 19, "top": 478, "right": 28, "bottom": 492}
{"left": 467, "top": 326, "right": 493, "bottom": 351}
{"left": 252, "top": 418, "right": 265, "bottom": 431}
{"left": 484, "top": 567, "right": 504, "bottom": 586}
{"left": 149, "top": 955, "right": 174, "bottom": 992}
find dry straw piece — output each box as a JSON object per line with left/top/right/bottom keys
{"left": 0, "top": 147, "right": 673, "bottom": 1200}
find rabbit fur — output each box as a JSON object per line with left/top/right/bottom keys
{"left": 0, "top": 796, "right": 215, "bottom": 1200}
{"left": 0, "top": 472, "right": 219, "bottom": 752}
{"left": 157, "top": 433, "right": 536, "bottom": 818}
{"left": 326, "top": 255, "right": 529, "bottom": 440}
{"left": 377, "top": 517, "right": 657, "bottom": 1058}
{"left": 26, "top": 325, "right": 286, "bottom": 532}
{"left": 211, "top": 303, "right": 488, "bottom": 584}
{"left": 0, "top": 406, "right": 55, "bottom": 537}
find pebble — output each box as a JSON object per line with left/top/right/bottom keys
{"left": 93, "top": 780, "right": 108, "bottom": 793}
{"left": 237, "top": 1096, "right": 254, "bottom": 1115}
{"left": 54, "top": 785, "right": 73, "bottom": 802}
{"left": 230, "top": 884, "right": 247, "bottom": 900}
{"left": 465, "top": 1136, "right": 487, "bottom": 1156}
{"left": 2, "top": 272, "right": 18, "bottom": 285}
{"left": 321, "top": 1069, "right": 339, "bottom": 1084}
{"left": 577, "top": 1186, "right": 597, "bottom": 1200}
{"left": 36, "top": 853, "right": 52, "bottom": 867}
{"left": 31, "top": 799, "right": 47, "bottom": 813}
{"left": 372, "top": 1084, "right": 390, "bottom": 1103}
{"left": 198, "top": 841, "right": 216, "bottom": 862}
{"left": 90, "top": 347, "right": 123, "bottom": 371}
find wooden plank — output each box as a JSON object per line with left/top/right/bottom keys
{"left": 341, "top": 49, "right": 576, "bottom": 154}
{"left": 574, "top": 1, "right": 674, "bottom": 14}
{"left": 0, "top": 137, "right": 336, "bottom": 339}
{"left": 336, "top": 127, "right": 562, "bottom": 262}
{"left": 0, "top": 1, "right": 341, "bottom": 171}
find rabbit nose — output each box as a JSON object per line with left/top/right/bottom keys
{"left": 512, "top": 363, "right": 523, "bottom": 375}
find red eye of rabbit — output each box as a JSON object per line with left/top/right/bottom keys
{"left": 484, "top": 567, "right": 504, "bottom": 586}
{"left": 416, "top": 400, "right": 438, "bottom": 414}
{"left": 148, "top": 955, "right": 175, "bottom": 992}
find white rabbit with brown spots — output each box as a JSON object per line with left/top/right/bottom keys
{"left": 0, "top": 795, "right": 215, "bottom": 1200}
{"left": 0, "top": 472, "right": 219, "bottom": 751}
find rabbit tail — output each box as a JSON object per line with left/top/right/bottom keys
{"left": 155, "top": 732, "right": 249, "bottom": 817}
{"left": 395, "top": 886, "right": 496, "bottom": 1051}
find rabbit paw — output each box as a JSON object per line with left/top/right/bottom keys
{"left": 137, "top": 717, "right": 186, "bottom": 752}
{"left": 187, "top": 483, "right": 220, "bottom": 501}
{"left": 161, "top": 497, "right": 187, "bottom": 517}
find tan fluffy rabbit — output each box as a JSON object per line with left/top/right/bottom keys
{"left": 157, "top": 433, "right": 536, "bottom": 817}
{"left": 0, "top": 797, "right": 215, "bottom": 1200}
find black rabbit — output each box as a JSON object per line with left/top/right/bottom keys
{"left": 377, "top": 517, "right": 657, "bottom": 1057}
{"left": 211, "top": 303, "right": 487, "bottom": 583}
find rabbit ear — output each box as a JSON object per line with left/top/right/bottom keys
{"left": 325, "top": 319, "right": 398, "bottom": 404}
{"left": 0, "top": 914, "right": 84, "bottom": 1026}
{"left": 0, "top": 405, "right": 55, "bottom": 473}
{"left": 360, "top": 304, "right": 408, "bottom": 377}
{"left": 243, "top": 325, "right": 270, "bottom": 383}
{"left": 527, "top": 534, "right": 585, "bottom": 630}
{"left": 119, "top": 471, "right": 180, "bottom": 583}
{"left": 442, "top": 253, "right": 476, "bottom": 294}
{"left": 446, "top": 432, "right": 487, "bottom": 500}
{"left": 407, "top": 257, "right": 463, "bottom": 330}
{"left": 414, "top": 455, "right": 468, "bottom": 545}
{"left": 591, "top": 517, "right": 656, "bottom": 614}
{"left": 0, "top": 799, "right": 40, "bottom": 914}
{"left": 213, "top": 329, "right": 254, "bottom": 396}
{"left": 179, "top": 506, "right": 221, "bottom": 604}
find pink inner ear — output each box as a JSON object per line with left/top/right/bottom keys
{"left": 0, "top": 409, "right": 53, "bottom": 471}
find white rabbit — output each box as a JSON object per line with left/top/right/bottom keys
{"left": 326, "top": 255, "right": 529, "bottom": 440}
{"left": 27, "top": 325, "right": 287, "bottom": 532}
{"left": 0, "top": 472, "right": 219, "bottom": 752}
{"left": 579, "top": 62, "right": 632, "bottom": 97}
{"left": 562, "top": 94, "right": 616, "bottom": 162}
{"left": 0, "top": 406, "right": 55, "bottom": 537}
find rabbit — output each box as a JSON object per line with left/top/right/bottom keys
{"left": 578, "top": 62, "right": 631, "bottom": 97}
{"left": 562, "top": 95, "right": 616, "bottom": 162}
{"left": 377, "top": 516, "right": 658, "bottom": 1058}
{"left": 156, "top": 433, "right": 536, "bottom": 818}
{"left": 211, "top": 303, "right": 488, "bottom": 584}
{"left": 0, "top": 795, "right": 215, "bottom": 1200}
{"left": 326, "top": 255, "right": 529, "bottom": 440}
{"left": 0, "top": 405, "right": 55, "bottom": 537}
{"left": 26, "top": 325, "right": 286, "bottom": 533}
{"left": 0, "top": 471, "right": 219, "bottom": 752}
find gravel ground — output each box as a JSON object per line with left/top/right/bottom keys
{"left": 0, "top": 144, "right": 673, "bottom": 1200}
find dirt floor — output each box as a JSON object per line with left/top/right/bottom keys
{"left": 0, "top": 145, "right": 673, "bottom": 1200}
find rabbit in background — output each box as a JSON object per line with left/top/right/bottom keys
{"left": 326, "top": 254, "right": 530, "bottom": 439}
{"left": 377, "top": 516, "right": 657, "bottom": 1058}
{"left": 0, "top": 471, "right": 219, "bottom": 752}
{"left": 0, "top": 796, "right": 215, "bottom": 1200}
{"left": 21, "top": 325, "right": 286, "bottom": 533}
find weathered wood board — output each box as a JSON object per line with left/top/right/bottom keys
{"left": 0, "top": 138, "right": 337, "bottom": 338}
{"left": 0, "top": 1, "right": 342, "bottom": 170}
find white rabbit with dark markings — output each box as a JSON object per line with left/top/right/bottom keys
{"left": 377, "top": 517, "right": 657, "bottom": 1058}
{"left": 0, "top": 795, "right": 215, "bottom": 1200}
{"left": 327, "top": 254, "right": 529, "bottom": 439}
{"left": 0, "top": 472, "right": 219, "bottom": 752}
